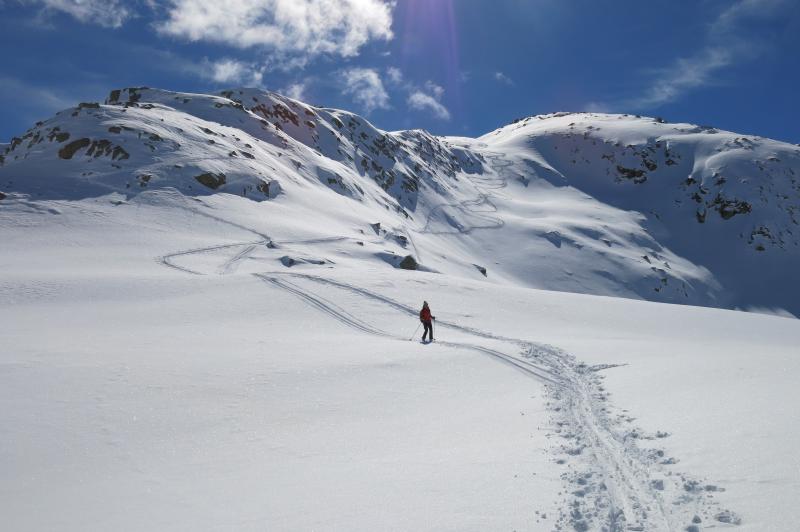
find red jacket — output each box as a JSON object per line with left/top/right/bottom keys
{"left": 420, "top": 306, "right": 432, "bottom": 322}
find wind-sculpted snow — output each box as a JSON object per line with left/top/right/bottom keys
{"left": 1, "top": 87, "right": 799, "bottom": 313}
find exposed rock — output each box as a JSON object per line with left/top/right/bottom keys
{"left": 696, "top": 208, "right": 707, "bottom": 224}
{"left": 257, "top": 180, "right": 271, "bottom": 196}
{"left": 616, "top": 165, "right": 647, "bottom": 183}
{"left": 194, "top": 172, "right": 226, "bottom": 189}
{"left": 712, "top": 196, "right": 752, "bottom": 220}
{"left": 111, "top": 146, "right": 129, "bottom": 160}
{"left": 714, "top": 511, "right": 742, "bottom": 525}
{"left": 86, "top": 139, "right": 113, "bottom": 157}
{"left": 474, "top": 264, "right": 487, "bottom": 276}
{"left": 46, "top": 127, "right": 68, "bottom": 142}
{"left": 58, "top": 138, "right": 91, "bottom": 159}
{"left": 399, "top": 255, "right": 418, "bottom": 270}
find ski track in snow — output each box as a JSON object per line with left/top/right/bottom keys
{"left": 417, "top": 150, "right": 510, "bottom": 235}
{"left": 155, "top": 208, "right": 742, "bottom": 531}
{"left": 159, "top": 239, "right": 268, "bottom": 275}
{"left": 253, "top": 270, "right": 740, "bottom": 531}
{"left": 218, "top": 244, "right": 257, "bottom": 275}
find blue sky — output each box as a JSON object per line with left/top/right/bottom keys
{"left": 1, "top": 0, "right": 798, "bottom": 143}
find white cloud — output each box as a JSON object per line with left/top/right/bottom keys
{"left": 341, "top": 68, "right": 390, "bottom": 113}
{"left": 625, "top": 48, "right": 734, "bottom": 109}
{"left": 408, "top": 90, "right": 450, "bottom": 121}
{"left": 618, "top": 0, "right": 787, "bottom": 110}
{"left": 710, "top": 0, "right": 786, "bottom": 36}
{"left": 494, "top": 72, "right": 514, "bottom": 86}
{"left": 22, "top": 0, "right": 132, "bottom": 28}
{"left": 382, "top": 68, "right": 451, "bottom": 119}
{"left": 424, "top": 81, "right": 444, "bottom": 99}
{"left": 203, "top": 59, "right": 264, "bottom": 86}
{"left": 386, "top": 67, "right": 403, "bottom": 85}
{"left": 282, "top": 82, "right": 307, "bottom": 101}
{"left": 157, "top": 0, "right": 395, "bottom": 60}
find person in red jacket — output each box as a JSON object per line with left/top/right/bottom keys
{"left": 420, "top": 301, "right": 435, "bottom": 342}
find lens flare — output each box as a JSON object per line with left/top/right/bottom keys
{"left": 398, "top": 0, "right": 461, "bottom": 110}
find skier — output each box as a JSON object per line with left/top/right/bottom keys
{"left": 419, "top": 301, "right": 435, "bottom": 343}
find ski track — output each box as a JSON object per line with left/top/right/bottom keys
{"left": 218, "top": 244, "right": 257, "bottom": 275}
{"left": 155, "top": 205, "right": 741, "bottom": 531}
{"left": 158, "top": 230, "right": 352, "bottom": 277}
{"left": 255, "top": 274, "right": 564, "bottom": 387}
{"left": 159, "top": 239, "right": 267, "bottom": 275}
{"left": 253, "top": 271, "right": 739, "bottom": 532}
{"left": 417, "top": 150, "right": 511, "bottom": 236}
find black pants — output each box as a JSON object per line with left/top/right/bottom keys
{"left": 422, "top": 320, "right": 433, "bottom": 341}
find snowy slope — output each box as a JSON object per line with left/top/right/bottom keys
{"left": 480, "top": 113, "right": 800, "bottom": 313}
{"left": 2, "top": 87, "right": 799, "bottom": 313}
{"left": 2, "top": 83, "right": 800, "bottom": 530}
{"left": 2, "top": 194, "right": 799, "bottom": 531}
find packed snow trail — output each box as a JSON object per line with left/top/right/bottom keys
{"left": 252, "top": 271, "right": 740, "bottom": 532}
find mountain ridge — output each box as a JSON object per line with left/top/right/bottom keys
{"left": 2, "top": 86, "right": 798, "bottom": 315}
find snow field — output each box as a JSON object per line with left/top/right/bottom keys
{"left": 3, "top": 193, "right": 798, "bottom": 529}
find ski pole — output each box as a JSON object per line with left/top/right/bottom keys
{"left": 409, "top": 322, "right": 422, "bottom": 341}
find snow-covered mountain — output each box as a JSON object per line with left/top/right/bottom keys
{"left": 2, "top": 86, "right": 799, "bottom": 314}
{"left": 3, "top": 87, "right": 800, "bottom": 531}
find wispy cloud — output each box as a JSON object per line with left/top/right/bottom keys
{"left": 383, "top": 68, "right": 451, "bottom": 121}
{"left": 494, "top": 71, "right": 514, "bottom": 86}
{"left": 625, "top": 49, "right": 735, "bottom": 110}
{"left": 341, "top": 67, "right": 390, "bottom": 113}
{"left": 202, "top": 58, "right": 264, "bottom": 86}
{"left": 0, "top": 76, "right": 109, "bottom": 135}
{"left": 20, "top": 0, "right": 132, "bottom": 28}
{"left": 386, "top": 67, "right": 404, "bottom": 85}
{"left": 157, "top": 0, "right": 395, "bottom": 62}
{"left": 408, "top": 83, "right": 450, "bottom": 121}
{"left": 281, "top": 82, "right": 308, "bottom": 101}
{"left": 598, "top": 0, "right": 787, "bottom": 111}
{"left": 0, "top": 76, "right": 72, "bottom": 111}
